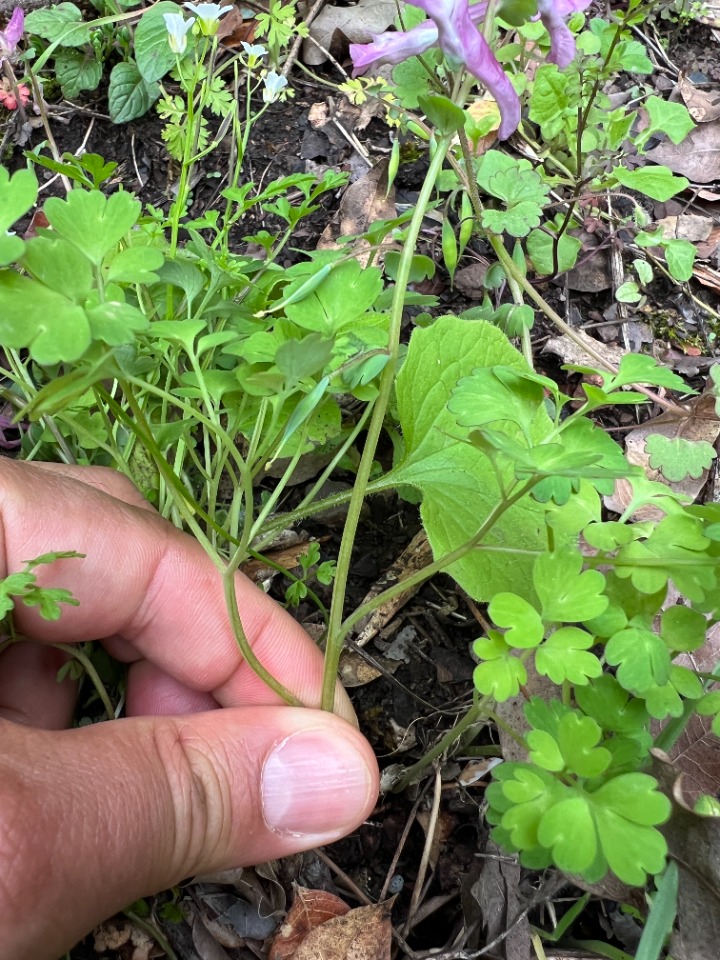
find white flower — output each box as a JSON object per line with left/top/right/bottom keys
{"left": 183, "top": 2, "right": 231, "bottom": 35}
{"left": 164, "top": 13, "right": 192, "bottom": 54}
{"left": 262, "top": 70, "right": 288, "bottom": 103}
{"left": 241, "top": 41, "right": 267, "bottom": 58}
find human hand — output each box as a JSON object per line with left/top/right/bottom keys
{"left": 0, "top": 459, "right": 379, "bottom": 960}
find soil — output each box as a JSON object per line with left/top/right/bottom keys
{"left": 4, "top": 6, "right": 720, "bottom": 960}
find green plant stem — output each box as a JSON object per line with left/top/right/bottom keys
{"left": 393, "top": 696, "right": 490, "bottom": 792}
{"left": 320, "top": 132, "right": 454, "bottom": 712}
{"left": 337, "top": 478, "right": 535, "bottom": 644}
{"left": 50, "top": 642, "right": 115, "bottom": 719}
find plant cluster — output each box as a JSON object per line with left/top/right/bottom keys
{"left": 1, "top": 0, "right": 719, "bottom": 924}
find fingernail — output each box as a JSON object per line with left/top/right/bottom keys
{"left": 262, "top": 729, "right": 375, "bottom": 839}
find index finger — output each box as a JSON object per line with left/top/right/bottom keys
{"left": 0, "top": 460, "right": 351, "bottom": 719}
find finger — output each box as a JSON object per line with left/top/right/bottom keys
{"left": 0, "top": 642, "right": 76, "bottom": 728}
{"left": 126, "top": 660, "right": 220, "bottom": 715}
{"left": 0, "top": 708, "right": 379, "bottom": 960}
{"left": 0, "top": 460, "right": 352, "bottom": 719}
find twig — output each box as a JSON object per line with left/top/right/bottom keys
{"left": 402, "top": 767, "right": 442, "bottom": 938}
{"left": 281, "top": 0, "right": 327, "bottom": 77}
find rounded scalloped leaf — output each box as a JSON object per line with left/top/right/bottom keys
{"left": 535, "top": 626, "right": 602, "bottom": 685}
{"left": 595, "top": 809, "right": 668, "bottom": 886}
{"left": 473, "top": 656, "right": 526, "bottom": 701}
{"left": 558, "top": 713, "right": 612, "bottom": 778}
{"left": 591, "top": 773, "right": 671, "bottom": 826}
{"left": 526, "top": 729, "right": 564, "bottom": 772}
{"left": 537, "top": 796, "right": 598, "bottom": 874}
{"left": 488, "top": 592, "right": 544, "bottom": 648}
{"left": 533, "top": 549, "right": 608, "bottom": 622}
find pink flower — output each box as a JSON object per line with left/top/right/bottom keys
{"left": 0, "top": 7, "right": 23, "bottom": 65}
{"left": 536, "top": 0, "right": 593, "bottom": 67}
{"left": 0, "top": 81, "right": 30, "bottom": 110}
{"left": 349, "top": 0, "right": 590, "bottom": 139}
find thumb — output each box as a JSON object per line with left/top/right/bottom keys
{"left": 0, "top": 708, "right": 379, "bottom": 960}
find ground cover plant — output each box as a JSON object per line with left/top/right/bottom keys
{"left": 2, "top": 0, "right": 720, "bottom": 955}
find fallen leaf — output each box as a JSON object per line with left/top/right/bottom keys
{"left": 353, "top": 530, "right": 433, "bottom": 645}
{"left": 466, "top": 840, "right": 531, "bottom": 960}
{"left": 646, "top": 121, "right": 720, "bottom": 183}
{"left": 658, "top": 213, "right": 713, "bottom": 242}
{"left": 293, "top": 899, "right": 394, "bottom": 960}
{"left": 542, "top": 329, "right": 625, "bottom": 371}
{"left": 653, "top": 752, "right": 720, "bottom": 960}
{"left": 215, "top": 4, "right": 256, "bottom": 45}
{"left": 338, "top": 648, "right": 383, "bottom": 687}
{"left": 678, "top": 74, "right": 720, "bottom": 123}
{"left": 317, "top": 159, "right": 397, "bottom": 264}
{"left": 417, "top": 807, "right": 456, "bottom": 870}
{"left": 604, "top": 391, "right": 720, "bottom": 518}
{"left": 269, "top": 886, "right": 350, "bottom": 960}
{"left": 303, "top": 0, "right": 396, "bottom": 66}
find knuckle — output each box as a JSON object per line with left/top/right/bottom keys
{"left": 151, "top": 719, "right": 239, "bottom": 875}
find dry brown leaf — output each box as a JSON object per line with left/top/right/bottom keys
{"left": 666, "top": 622, "right": 720, "bottom": 803}
{"left": 292, "top": 899, "right": 394, "bottom": 960}
{"left": 603, "top": 391, "right": 720, "bottom": 519}
{"left": 317, "top": 159, "right": 396, "bottom": 264}
{"left": 338, "top": 648, "right": 383, "bottom": 687}
{"left": 542, "top": 330, "right": 625, "bottom": 371}
{"left": 467, "top": 840, "right": 531, "bottom": 960}
{"left": 646, "top": 121, "right": 720, "bottom": 183}
{"left": 694, "top": 262, "right": 720, "bottom": 294}
{"left": 303, "top": 0, "right": 396, "bottom": 66}
{"left": 215, "top": 4, "right": 256, "bottom": 45}
{"left": 653, "top": 752, "right": 720, "bottom": 960}
{"left": 269, "top": 886, "right": 351, "bottom": 960}
{"left": 240, "top": 537, "right": 330, "bottom": 585}
{"left": 657, "top": 213, "right": 713, "bottom": 242}
{"left": 678, "top": 74, "right": 720, "bottom": 123}
{"left": 353, "top": 530, "right": 433, "bottom": 646}
{"left": 417, "top": 807, "right": 456, "bottom": 870}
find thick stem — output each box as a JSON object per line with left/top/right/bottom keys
{"left": 320, "top": 133, "right": 455, "bottom": 711}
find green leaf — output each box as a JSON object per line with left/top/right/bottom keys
{"left": 283, "top": 260, "right": 383, "bottom": 334}
{"left": 21, "top": 236, "right": 94, "bottom": 301}
{"left": 0, "top": 572, "right": 35, "bottom": 616}
{"left": 528, "top": 64, "right": 576, "bottom": 139}
{"left": 388, "top": 316, "right": 551, "bottom": 600}
{"left": 275, "top": 333, "right": 334, "bottom": 381}
{"left": 664, "top": 238, "right": 696, "bottom": 282}
{"left": 134, "top": 1, "right": 181, "bottom": 83}
{"left": 660, "top": 604, "right": 707, "bottom": 652}
{"left": 535, "top": 627, "right": 602, "bottom": 685}
{"left": 615, "top": 513, "right": 715, "bottom": 602}
{"left": 603, "top": 353, "right": 691, "bottom": 393}
{"left": 44, "top": 189, "right": 142, "bottom": 266}
{"left": 477, "top": 152, "right": 549, "bottom": 238}
{"left": 473, "top": 633, "right": 527, "bottom": 700}
{"left": 575, "top": 675, "right": 651, "bottom": 738}
{"left": 533, "top": 550, "right": 608, "bottom": 622}
{"left": 85, "top": 301, "right": 150, "bottom": 345}
{"left": 0, "top": 167, "right": 38, "bottom": 265}
{"left": 591, "top": 774, "right": 670, "bottom": 885}
{"left": 611, "top": 165, "right": 689, "bottom": 202}
{"left": 606, "top": 626, "right": 671, "bottom": 694}
{"left": 642, "top": 96, "right": 695, "bottom": 147}
{"left": 108, "top": 60, "right": 160, "bottom": 124}
{"left": 526, "top": 229, "right": 582, "bottom": 276}
{"left": 54, "top": 48, "right": 102, "bottom": 98}
{"left": 537, "top": 796, "right": 599, "bottom": 873}
{"left": 0, "top": 270, "right": 90, "bottom": 363}
{"left": 488, "top": 592, "right": 544, "bottom": 648}
{"left": 449, "top": 365, "right": 546, "bottom": 439}
{"left": 635, "top": 862, "right": 678, "bottom": 960}
{"left": 391, "top": 56, "right": 434, "bottom": 109}
{"left": 645, "top": 435, "right": 715, "bottom": 483}
{"left": 417, "top": 94, "right": 466, "bottom": 134}
{"left": 22, "top": 585, "right": 79, "bottom": 620}
{"left": 106, "top": 245, "right": 165, "bottom": 284}
{"left": 25, "top": 2, "right": 90, "bottom": 46}
{"left": 557, "top": 713, "right": 612, "bottom": 778}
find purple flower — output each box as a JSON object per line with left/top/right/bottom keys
{"left": 349, "top": 0, "right": 590, "bottom": 139}
{"left": 0, "top": 7, "right": 23, "bottom": 65}
{"left": 537, "top": 0, "right": 592, "bottom": 68}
